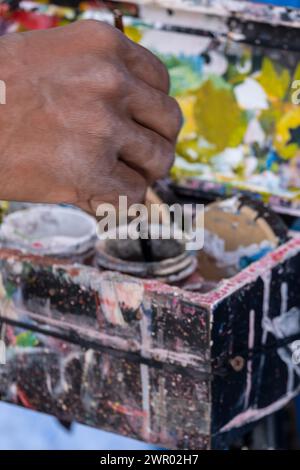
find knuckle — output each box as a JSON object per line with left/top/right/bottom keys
{"left": 79, "top": 20, "right": 119, "bottom": 46}
{"left": 149, "top": 142, "right": 175, "bottom": 181}
{"left": 171, "top": 98, "right": 183, "bottom": 131}
{"left": 79, "top": 19, "right": 101, "bottom": 34}
{"left": 79, "top": 19, "right": 104, "bottom": 33}
{"left": 163, "top": 96, "right": 183, "bottom": 139}
{"left": 157, "top": 60, "right": 170, "bottom": 93}
{"left": 104, "top": 66, "right": 128, "bottom": 97}
{"left": 161, "top": 145, "right": 175, "bottom": 177}
{"left": 128, "top": 180, "right": 147, "bottom": 205}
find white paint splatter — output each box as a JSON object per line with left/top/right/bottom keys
{"left": 52, "top": 351, "right": 81, "bottom": 397}
{"left": 204, "top": 229, "right": 274, "bottom": 269}
{"left": 221, "top": 387, "right": 300, "bottom": 432}
{"left": 244, "top": 309, "right": 255, "bottom": 410}
{"left": 234, "top": 78, "right": 269, "bottom": 110}
{"left": 244, "top": 119, "right": 266, "bottom": 146}
{"left": 255, "top": 271, "right": 272, "bottom": 399}
{"left": 98, "top": 277, "right": 144, "bottom": 327}
{"left": 140, "top": 364, "right": 151, "bottom": 441}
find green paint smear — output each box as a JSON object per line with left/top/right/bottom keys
{"left": 158, "top": 53, "right": 203, "bottom": 96}
{"left": 16, "top": 331, "right": 39, "bottom": 348}
{"left": 4, "top": 281, "right": 16, "bottom": 299}
{"left": 169, "top": 65, "right": 202, "bottom": 96}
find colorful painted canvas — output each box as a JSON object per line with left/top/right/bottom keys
{"left": 166, "top": 45, "right": 300, "bottom": 209}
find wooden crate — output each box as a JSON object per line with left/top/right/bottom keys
{"left": 0, "top": 236, "right": 300, "bottom": 449}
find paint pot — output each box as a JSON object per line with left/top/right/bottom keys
{"left": 95, "top": 224, "right": 197, "bottom": 284}
{"left": 0, "top": 205, "right": 97, "bottom": 264}
{"left": 197, "top": 195, "right": 288, "bottom": 281}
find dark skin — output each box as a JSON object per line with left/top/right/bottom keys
{"left": 0, "top": 20, "right": 182, "bottom": 213}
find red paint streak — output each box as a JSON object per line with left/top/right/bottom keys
{"left": 271, "top": 251, "right": 284, "bottom": 263}
{"left": 17, "top": 387, "right": 35, "bottom": 410}
{"left": 95, "top": 292, "right": 107, "bottom": 328}
{"left": 0, "top": 4, "right": 9, "bottom": 15}
{"left": 202, "top": 237, "right": 300, "bottom": 306}
{"left": 101, "top": 297, "right": 117, "bottom": 309}
{"left": 0, "top": 248, "right": 69, "bottom": 266}
{"left": 31, "top": 242, "right": 43, "bottom": 249}
{"left": 145, "top": 238, "right": 300, "bottom": 308}
{"left": 107, "top": 401, "right": 147, "bottom": 418}
{"left": 94, "top": 292, "right": 101, "bottom": 313}
{"left": 6, "top": 326, "right": 16, "bottom": 346}
{"left": 68, "top": 268, "right": 80, "bottom": 277}
{"left": 11, "top": 11, "right": 59, "bottom": 30}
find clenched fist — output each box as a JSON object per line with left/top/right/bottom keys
{"left": 0, "top": 20, "right": 182, "bottom": 213}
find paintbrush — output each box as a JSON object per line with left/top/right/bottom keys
{"left": 113, "top": 9, "right": 154, "bottom": 263}
{"left": 113, "top": 8, "right": 124, "bottom": 33}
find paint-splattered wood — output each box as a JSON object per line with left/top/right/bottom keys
{"left": 211, "top": 245, "right": 300, "bottom": 447}
{"left": 0, "top": 249, "right": 211, "bottom": 449}
{"left": 0, "top": 238, "right": 300, "bottom": 449}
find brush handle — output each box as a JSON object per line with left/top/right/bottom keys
{"left": 113, "top": 9, "right": 124, "bottom": 33}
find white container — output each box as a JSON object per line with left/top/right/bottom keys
{"left": 0, "top": 205, "right": 97, "bottom": 263}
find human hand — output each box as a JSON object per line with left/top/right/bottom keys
{"left": 0, "top": 20, "right": 182, "bottom": 213}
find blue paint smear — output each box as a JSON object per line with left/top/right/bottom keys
{"left": 250, "top": 0, "right": 300, "bottom": 7}
{"left": 265, "top": 150, "right": 281, "bottom": 171}
{"left": 291, "top": 218, "right": 300, "bottom": 231}
{"left": 239, "top": 246, "right": 273, "bottom": 269}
